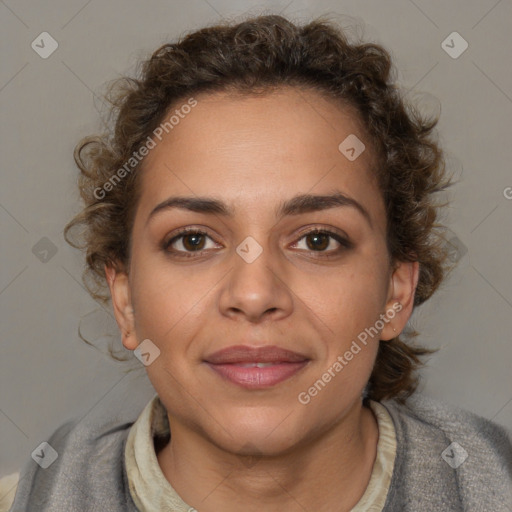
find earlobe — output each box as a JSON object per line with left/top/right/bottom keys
{"left": 104, "top": 264, "right": 138, "bottom": 351}
{"left": 380, "top": 260, "right": 420, "bottom": 341}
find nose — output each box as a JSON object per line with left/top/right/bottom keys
{"left": 218, "top": 238, "right": 294, "bottom": 323}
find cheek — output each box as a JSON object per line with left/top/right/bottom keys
{"left": 298, "top": 276, "right": 382, "bottom": 412}
{"left": 129, "top": 252, "right": 206, "bottom": 337}
{"left": 303, "top": 263, "right": 388, "bottom": 333}
{"left": 295, "top": 259, "right": 387, "bottom": 393}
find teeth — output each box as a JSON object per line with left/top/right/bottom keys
{"left": 237, "top": 362, "right": 279, "bottom": 368}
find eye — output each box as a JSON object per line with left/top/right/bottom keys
{"left": 162, "top": 228, "right": 220, "bottom": 258}
{"left": 292, "top": 228, "right": 352, "bottom": 255}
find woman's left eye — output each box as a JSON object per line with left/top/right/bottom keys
{"left": 292, "top": 229, "right": 352, "bottom": 254}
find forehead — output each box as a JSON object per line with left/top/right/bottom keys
{"left": 136, "top": 87, "right": 385, "bottom": 229}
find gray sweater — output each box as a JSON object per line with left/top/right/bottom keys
{"left": 8, "top": 393, "right": 512, "bottom": 511}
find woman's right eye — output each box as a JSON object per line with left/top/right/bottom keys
{"left": 163, "top": 229, "right": 220, "bottom": 258}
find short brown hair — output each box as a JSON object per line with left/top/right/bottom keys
{"left": 64, "top": 14, "right": 455, "bottom": 403}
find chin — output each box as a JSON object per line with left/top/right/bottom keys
{"left": 205, "top": 408, "right": 305, "bottom": 456}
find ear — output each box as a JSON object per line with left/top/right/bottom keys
{"left": 380, "top": 260, "right": 420, "bottom": 341}
{"left": 105, "top": 263, "right": 138, "bottom": 350}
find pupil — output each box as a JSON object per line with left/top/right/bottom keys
{"left": 307, "top": 233, "right": 328, "bottom": 251}
{"left": 184, "top": 234, "right": 204, "bottom": 251}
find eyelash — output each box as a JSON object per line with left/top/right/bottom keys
{"left": 161, "top": 226, "right": 353, "bottom": 260}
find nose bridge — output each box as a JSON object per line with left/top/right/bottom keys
{"left": 219, "top": 233, "right": 293, "bottom": 321}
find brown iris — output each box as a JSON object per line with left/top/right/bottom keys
{"left": 305, "top": 232, "right": 330, "bottom": 251}
{"left": 182, "top": 233, "right": 206, "bottom": 251}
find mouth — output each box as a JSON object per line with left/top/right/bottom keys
{"left": 203, "top": 345, "right": 311, "bottom": 389}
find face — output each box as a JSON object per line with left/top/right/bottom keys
{"left": 108, "top": 87, "right": 416, "bottom": 456}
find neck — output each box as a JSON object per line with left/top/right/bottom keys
{"left": 157, "top": 401, "right": 379, "bottom": 512}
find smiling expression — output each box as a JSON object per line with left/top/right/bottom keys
{"left": 109, "top": 86, "right": 408, "bottom": 455}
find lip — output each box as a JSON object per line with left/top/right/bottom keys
{"left": 204, "top": 345, "right": 309, "bottom": 364}
{"left": 204, "top": 345, "right": 311, "bottom": 390}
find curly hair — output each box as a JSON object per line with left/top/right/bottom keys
{"left": 64, "top": 14, "right": 455, "bottom": 403}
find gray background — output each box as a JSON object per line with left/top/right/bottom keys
{"left": 1, "top": 0, "right": 511, "bottom": 482}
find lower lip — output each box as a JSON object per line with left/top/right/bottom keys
{"left": 205, "top": 361, "right": 309, "bottom": 389}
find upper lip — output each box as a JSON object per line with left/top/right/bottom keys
{"left": 204, "top": 345, "right": 310, "bottom": 364}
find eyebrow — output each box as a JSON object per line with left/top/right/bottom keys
{"left": 146, "top": 191, "right": 372, "bottom": 228}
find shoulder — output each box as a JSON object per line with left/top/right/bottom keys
{"left": 383, "top": 392, "right": 512, "bottom": 455}
{"left": 380, "top": 392, "right": 512, "bottom": 511}
{"left": 8, "top": 414, "right": 139, "bottom": 511}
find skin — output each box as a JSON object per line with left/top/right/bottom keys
{"left": 106, "top": 87, "right": 419, "bottom": 512}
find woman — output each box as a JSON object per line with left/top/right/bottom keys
{"left": 5, "top": 14, "right": 511, "bottom": 512}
